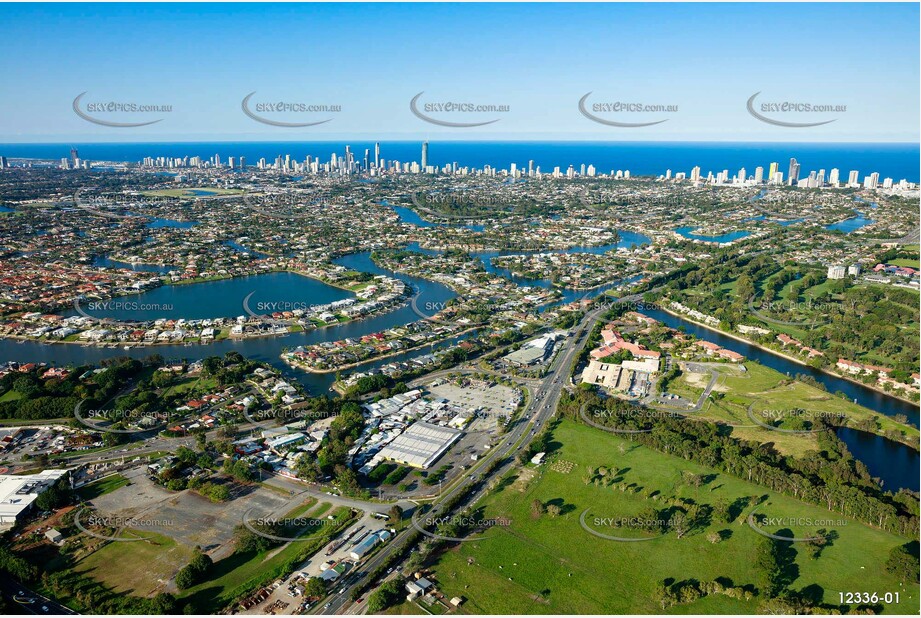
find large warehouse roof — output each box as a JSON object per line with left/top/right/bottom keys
{"left": 0, "top": 469, "right": 68, "bottom": 528}
{"left": 378, "top": 421, "right": 462, "bottom": 469}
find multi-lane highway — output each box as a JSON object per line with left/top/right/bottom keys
{"left": 313, "top": 304, "right": 607, "bottom": 615}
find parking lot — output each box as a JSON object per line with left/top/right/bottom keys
{"left": 425, "top": 380, "right": 521, "bottom": 431}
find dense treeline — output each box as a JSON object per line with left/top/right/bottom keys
{"left": 0, "top": 356, "right": 163, "bottom": 422}
{"left": 558, "top": 388, "right": 919, "bottom": 538}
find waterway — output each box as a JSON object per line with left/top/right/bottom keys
{"left": 2, "top": 232, "right": 918, "bottom": 489}
{"left": 63, "top": 271, "right": 355, "bottom": 322}
{"left": 641, "top": 306, "right": 919, "bottom": 492}
{"left": 825, "top": 211, "right": 875, "bottom": 233}
{"left": 0, "top": 252, "right": 455, "bottom": 397}
{"left": 674, "top": 226, "right": 752, "bottom": 243}
{"left": 390, "top": 204, "right": 485, "bottom": 232}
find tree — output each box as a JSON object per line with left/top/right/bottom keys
{"left": 530, "top": 499, "right": 545, "bottom": 519}
{"left": 804, "top": 529, "right": 828, "bottom": 560}
{"left": 885, "top": 541, "right": 919, "bottom": 582}
{"left": 388, "top": 504, "right": 404, "bottom": 523}
{"left": 671, "top": 511, "right": 689, "bottom": 539}
{"left": 754, "top": 537, "right": 784, "bottom": 598}
{"left": 366, "top": 578, "right": 404, "bottom": 613}
{"left": 303, "top": 577, "right": 326, "bottom": 598}
{"left": 174, "top": 549, "right": 212, "bottom": 590}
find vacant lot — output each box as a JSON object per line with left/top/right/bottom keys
{"left": 74, "top": 530, "right": 193, "bottom": 597}
{"left": 89, "top": 467, "right": 295, "bottom": 553}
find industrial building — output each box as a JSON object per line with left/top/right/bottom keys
{"left": 0, "top": 469, "right": 69, "bottom": 529}
{"left": 377, "top": 421, "right": 462, "bottom": 469}
{"left": 349, "top": 529, "right": 392, "bottom": 561}
{"left": 503, "top": 333, "right": 558, "bottom": 367}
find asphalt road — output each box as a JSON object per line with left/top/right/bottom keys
{"left": 0, "top": 578, "right": 78, "bottom": 616}
{"left": 312, "top": 305, "right": 607, "bottom": 615}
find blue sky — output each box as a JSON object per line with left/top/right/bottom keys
{"left": 0, "top": 2, "right": 917, "bottom": 142}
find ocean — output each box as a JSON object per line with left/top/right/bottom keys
{"left": 0, "top": 141, "right": 918, "bottom": 182}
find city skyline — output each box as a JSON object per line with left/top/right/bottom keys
{"left": 11, "top": 141, "right": 914, "bottom": 190}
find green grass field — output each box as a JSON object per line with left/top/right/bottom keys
{"left": 715, "top": 362, "right": 917, "bottom": 446}
{"left": 662, "top": 362, "right": 918, "bottom": 456}
{"left": 77, "top": 474, "right": 130, "bottom": 500}
{"left": 73, "top": 530, "right": 193, "bottom": 597}
{"left": 425, "top": 420, "right": 917, "bottom": 614}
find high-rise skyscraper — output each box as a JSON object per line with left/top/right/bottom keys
{"left": 768, "top": 162, "right": 778, "bottom": 181}
{"left": 421, "top": 141, "right": 429, "bottom": 170}
{"left": 374, "top": 143, "right": 380, "bottom": 168}
{"left": 787, "top": 158, "right": 800, "bottom": 186}
{"left": 829, "top": 168, "right": 840, "bottom": 186}
{"left": 848, "top": 170, "right": 860, "bottom": 186}
{"left": 754, "top": 166, "right": 764, "bottom": 184}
